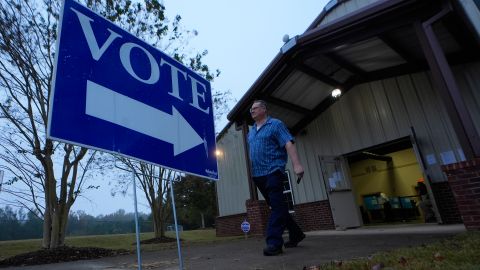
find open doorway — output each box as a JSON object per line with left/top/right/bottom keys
{"left": 345, "top": 137, "right": 435, "bottom": 225}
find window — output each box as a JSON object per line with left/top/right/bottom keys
{"left": 283, "top": 170, "right": 296, "bottom": 213}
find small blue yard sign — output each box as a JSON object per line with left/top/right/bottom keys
{"left": 241, "top": 221, "right": 251, "bottom": 233}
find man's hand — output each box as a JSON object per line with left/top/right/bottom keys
{"left": 294, "top": 164, "right": 304, "bottom": 179}
{"left": 285, "top": 141, "right": 305, "bottom": 184}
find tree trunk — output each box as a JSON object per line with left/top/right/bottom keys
{"left": 45, "top": 202, "right": 71, "bottom": 248}
{"left": 153, "top": 211, "right": 162, "bottom": 238}
{"left": 152, "top": 204, "right": 165, "bottom": 238}
{"left": 42, "top": 164, "right": 56, "bottom": 249}
{"left": 42, "top": 205, "right": 52, "bottom": 248}
{"left": 58, "top": 204, "right": 71, "bottom": 246}
{"left": 42, "top": 156, "right": 71, "bottom": 248}
{"left": 50, "top": 210, "right": 60, "bottom": 248}
{"left": 200, "top": 213, "right": 205, "bottom": 229}
{"left": 151, "top": 186, "right": 168, "bottom": 239}
{"left": 159, "top": 220, "right": 165, "bottom": 238}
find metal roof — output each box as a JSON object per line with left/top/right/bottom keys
{"left": 226, "top": 0, "right": 480, "bottom": 135}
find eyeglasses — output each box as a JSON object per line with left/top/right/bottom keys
{"left": 249, "top": 106, "right": 262, "bottom": 113}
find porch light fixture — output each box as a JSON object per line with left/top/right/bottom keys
{"left": 331, "top": 88, "right": 342, "bottom": 98}
{"left": 215, "top": 149, "right": 223, "bottom": 157}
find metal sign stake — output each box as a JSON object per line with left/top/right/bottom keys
{"left": 132, "top": 170, "right": 143, "bottom": 270}
{"left": 0, "top": 170, "right": 4, "bottom": 192}
{"left": 170, "top": 173, "right": 184, "bottom": 270}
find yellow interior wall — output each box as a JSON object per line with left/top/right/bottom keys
{"left": 350, "top": 148, "right": 423, "bottom": 206}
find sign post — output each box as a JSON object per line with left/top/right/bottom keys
{"left": 0, "top": 170, "right": 4, "bottom": 192}
{"left": 48, "top": 1, "right": 219, "bottom": 269}
{"left": 170, "top": 173, "right": 184, "bottom": 269}
{"left": 132, "top": 170, "right": 143, "bottom": 270}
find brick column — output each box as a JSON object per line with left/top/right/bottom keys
{"left": 442, "top": 158, "right": 480, "bottom": 230}
{"left": 246, "top": 199, "right": 270, "bottom": 236}
{"left": 429, "top": 181, "right": 462, "bottom": 224}
{"left": 215, "top": 213, "right": 247, "bottom": 237}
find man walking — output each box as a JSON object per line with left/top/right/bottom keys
{"left": 248, "top": 100, "right": 306, "bottom": 256}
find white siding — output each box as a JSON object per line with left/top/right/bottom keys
{"left": 454, "top": 63, "right": 480, "bottom": 137}
{"left": 217, "top": 62, "right": 480, "bottom": 214}
{"left": 216, "top": 124, "right": 250, "bottom": 216}
{"left": 288, "top": 63, "right": 480, "bottom": 205}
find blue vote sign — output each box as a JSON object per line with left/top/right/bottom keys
{"left": 241, "top": 221, "right": 250, "bottom": 233}
{"left": 47, "top": 0, "right": 218, "bottom": 180}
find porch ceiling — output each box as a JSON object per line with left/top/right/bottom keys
{"left": 227, "top": 0, "right": 480, "bottom": 135}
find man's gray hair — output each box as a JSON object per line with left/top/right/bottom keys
{"left": 253, "top": 100, "right": 267, "bottom": 110}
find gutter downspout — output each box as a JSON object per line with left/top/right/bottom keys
{"left": 414, "top": 1, "right": 480, "bottom": 224}
{"left": 240, "top": 121, "right": 258, "bottom": 201}
{"left": 414, "top": 3, "right": 480, "bottom": 160}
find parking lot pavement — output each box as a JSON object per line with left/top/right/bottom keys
{"left": 13, "top": 224, "right": 466, "bottom": 270}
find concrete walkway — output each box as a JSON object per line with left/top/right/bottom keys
{"left": 11, "top": 224, "right": 466, "bottom": 270}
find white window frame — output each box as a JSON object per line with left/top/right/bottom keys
{"left": 283, "top": 170, "right": 296, "bottom": 213}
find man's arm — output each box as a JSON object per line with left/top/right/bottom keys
{"left": 285, "top": 141, "right": 304, "bottom": 178}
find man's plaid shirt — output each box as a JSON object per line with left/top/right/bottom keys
{"left": 247, "top": 117, "right": 294, "bottom": 177}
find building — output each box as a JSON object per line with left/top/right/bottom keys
{"left": 215, "top": 0, "right": 480, "bottom": 236}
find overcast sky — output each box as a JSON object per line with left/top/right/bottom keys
{"left": 14, "top": 0, "right": 325, "bottom": 216}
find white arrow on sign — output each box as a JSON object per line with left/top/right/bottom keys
{"left": 85, "top": 80, "right": 203, "bottom": 156}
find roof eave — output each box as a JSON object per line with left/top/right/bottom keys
{"left": 227, "top": 0, "right": 422, "bottom": 123}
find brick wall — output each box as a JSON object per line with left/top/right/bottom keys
{"left": 215, "top": 213, "right": 246, "bottom": 237}
{"left": 442, "top": 158, "right": 480, "bottom": 230}
{"left": 430, "top": 181, "right": 462, "bottom": 224}
{"left": 215, "top": 199, "right": 335, "bottom": 237}
{"left": 246, "top": 199, "right": 270, "bottom": 236}
{"left": 293, "top": 200, "right": 335, "bottom": 231}
{"left": 215, "top": 200, "right": 270, "bottom": 237}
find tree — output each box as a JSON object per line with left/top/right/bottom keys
{"left": 22, "top": 210, "right": 43, "bottom": 239}
{"left": 0, "top": 206, "right": 21, "bottom": 241}
{"left": 66, "top": 209, "right": 151, "bottom": 236}
{"left": 174, "top": 175, "right": 217, "bottom": 229}
{"left": 113, "top": 160, "right": 174, "bottom": 239}
{"left": 0, "top": 0, "right": 106, "bottom": 248}
{"left": 0, "top": 206, "right": 42, "bottom": 240}
{"left": 0, "top": 0, "right": 229, "bottom": 248}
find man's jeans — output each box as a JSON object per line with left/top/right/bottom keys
{"left": 253, "top": 170, "right": 303, "bottom": 248}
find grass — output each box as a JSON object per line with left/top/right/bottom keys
{"left": 2, "top": 230, "right": 480, "bottom": 269}
{"left": 0, "top": 229, "right": 242, "bottom": 260}
{"left": 0, "top": 238, "right": 44, "bottom": 260}
{"left": 309, "top": 231, "right": 480, "bottom": 270}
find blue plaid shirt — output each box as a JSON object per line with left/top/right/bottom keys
{"left": 248, "top": 117, "right": 294, "bottom": 177}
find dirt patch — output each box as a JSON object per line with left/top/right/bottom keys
{"left": 0, "top": 246, "right": 130, "bottom": 267}
{"left": 139, "top": 236, "right": 178, "bottom": 244}
{"left": 0, "top": 238, "right": 180, "bottom": 267}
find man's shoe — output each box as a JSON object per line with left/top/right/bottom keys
{"left": 263, "top": 245, "right": 283, "bottom": 256}
{"left": 284, "top": 233, "right": 306, "bottom": 248}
